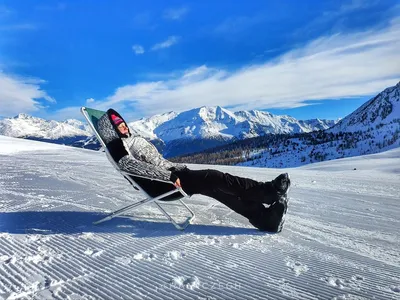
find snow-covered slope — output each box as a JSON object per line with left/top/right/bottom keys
{"left": 0, "top": 136, "right": 399, "bottom": 299}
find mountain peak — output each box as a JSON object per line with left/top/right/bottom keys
{"left": 15, "top": 113, "right": 33, "bottom": 119}
{"left": 196, "top": 105, "right": 236, "bottom": 122}
{"left": 329, "top": 81, "right": 400, "bottom": 133}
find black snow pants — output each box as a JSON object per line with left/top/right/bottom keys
{"left": 132, "top": 168, "right": 285, "bottom": 232}
{"left": 174, "top": 169, "right": 282, "bottom": 226}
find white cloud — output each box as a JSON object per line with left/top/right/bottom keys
{"left": 0, "top": 71, "right": 55, "bottom": 117}
{"left": 74, "top": 18, "right": 400, "bottom": 120}
{"left": 49, "top": 106, "right": 84, "bottom": 121}
{"left": 151, "top": 36, "right": 180, "bottom": 51}
{"left": 132, "top": 44, "right": 145, "bottom": 55}
{"left": 163, "top": 7, "right": 189, "bottom": 20}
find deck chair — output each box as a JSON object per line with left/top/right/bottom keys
{"left": 81, "top": 107, "right": 195, "bottom": 230}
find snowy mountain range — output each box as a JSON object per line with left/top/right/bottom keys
{"left": 1, "top": 81, "right": 398, "bottom": 163}
{"left": 0, "top": 108, "right": 336, "bottom": 157}
{"left": 131, "top": 106, "right": 336, "bottom": 141}
{"left": 130, "top": 106, "right": 336, "bottom": 157}
{"left": 229, "top": 82, "right": 400, "bottom": 168}
{"left": 0, "top": 114, "right": 97, "bottom": 149}
{"left": 0, "top": 113, "right": 91, "bottom": 139}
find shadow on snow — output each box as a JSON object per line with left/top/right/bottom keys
{"left": 0, "top": 211, "right": 271, "bottom": 237}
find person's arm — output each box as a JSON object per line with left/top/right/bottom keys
{"left": 107, "top": 139, "right": 178, "bottom": 183}
{"left": 168, "top": 163, "right": 188, "bottom": 172}
{"left": 119, "top": 155, "right": 178, "bottom": 182}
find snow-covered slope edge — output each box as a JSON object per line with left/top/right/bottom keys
{"left": 0, "top": 136, "right": 399, "bottom": 299}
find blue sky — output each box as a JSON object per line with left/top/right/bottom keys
{"left": 0, "top": 0, "right": 399, "bottom": 122}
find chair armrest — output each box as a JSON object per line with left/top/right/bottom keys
{"left": 120, "top": 171, "right": 173, "bottom": 184}
{"left": 120, "top": 171, "right": 188, "bottom": 197}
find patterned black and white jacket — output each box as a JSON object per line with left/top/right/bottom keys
{"left": 97, "top": 109, "right": 187, "bottom": 182}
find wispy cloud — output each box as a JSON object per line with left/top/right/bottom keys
{"left": 0, "top": 5, "right": 11, "bottom": 17}
{"left": 336, "top": 0, "right": 377, "bottom": 15}
{"left": 295, "top": 0, "right": 385, "bottom": 38}
{"left": 151, "top": 36, "right": 180, "bottom": 51}
{"left": 132, "top": 44, "right": 145, "bottom": 55}
{"left": 132, "top": 12, "right": 157, "bottom": 30}
{"left": 35, "top": 2, "right": 67, "bottom": 11}
{"left": 47, "top": 98, "right": 98, "bottom": 121}
{"left": 0, "top": 5, "right": 37, "bottom": 31}
{"left": 0, "top": 23, "right": 37, "bottom": 31}
{"left": 214, "top": 15, "right": 265, "bottom": 35}
{"left": 47, "top": 106, "right": 83, "bottom": 121}
{"left": 83, "top": 18, "right": 400, "bottom": 120}
{"left": 163, "top": 7, "right": 189, "bottom": 21}
{"left": 0, "top": 71, "right": 55, "bottom": 117}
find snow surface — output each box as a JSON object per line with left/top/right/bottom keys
{"left": 0, "top": 136, "right": 71, "bottom": 154}
{"left": 0, "top": 136, "right": 399, "bottom": 299}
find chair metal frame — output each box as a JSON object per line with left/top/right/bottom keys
{"left": 81, "top": 107, "right": 195, "bottom": 230}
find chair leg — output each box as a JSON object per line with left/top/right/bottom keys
{"left": 93, "top": 189, "right": 178, "bottom": 225}
{"left": 93, "top": 189, "right": 195, "bottom": 230}
{"left": 154, "top": 199, "right": 196, "bottom": 230}
{"left": 93, "top": 197, "right": 154, "bottom": 225}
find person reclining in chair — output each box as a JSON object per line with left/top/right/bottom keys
{"left": 97, "top": 108, "right": 291, "bottom": 233}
